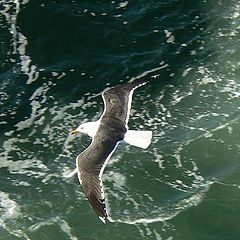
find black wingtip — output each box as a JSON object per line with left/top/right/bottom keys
{"left": 99, "top": 215, "right": 109, "bottom": 224}
{"left": 86, "top": 192, "right": 109, "bottom": 224}
{"left": 129, "top": 63, "right": 168, "bottom": 89}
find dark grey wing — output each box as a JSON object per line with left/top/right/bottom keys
{"left": 78, "top": 169, "right": 108, "bottom": 223}
{"left": 101, "top": 86, "right": 133, "bottom": 128}
{"left": 76, "top": 134, "right": 118, "bottom": 223}
{"left": 101, "top": 65, "right": 165, "bottom": 127}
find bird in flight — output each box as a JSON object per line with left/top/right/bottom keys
{"left": 70, "top": 65, "right": 167, "bottom": 223}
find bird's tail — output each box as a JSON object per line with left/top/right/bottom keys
{"left": 124, "top": 130, "right": 152, "bottom": 149}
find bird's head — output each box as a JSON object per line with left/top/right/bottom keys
{"left": 70, "top": 121, "right": 99, "bottom": 138}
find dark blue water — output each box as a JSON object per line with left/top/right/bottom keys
{"left": 0, "top": 0, "right": 240, "bottom": 239}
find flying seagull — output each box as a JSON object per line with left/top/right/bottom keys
{"left": 70, "top": 65, "right": 167, "bottom": 223}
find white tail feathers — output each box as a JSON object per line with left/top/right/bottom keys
{"left": 124, "top": 130, "right": 152, "bottom": 149}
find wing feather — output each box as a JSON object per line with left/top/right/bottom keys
{"left": 79, "top": 170, "right": 108, "bottom": 222}
{"left": 76, "top": 136, "right": 118, "bottom": 223}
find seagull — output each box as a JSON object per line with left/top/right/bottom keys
{"left": 70, "top": 65, "right": 167, "bottom": 223}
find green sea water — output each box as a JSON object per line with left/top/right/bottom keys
{"left": 0, "top": 0, "right": 240, "bottom": 239}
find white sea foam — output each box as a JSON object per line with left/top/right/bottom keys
{"left": 28, "top": 217, "right": 78, "bottom": 240}
{"left": 0, "top": 192, "right": 19, "bottom": 220}
{"left": 164, "top": 30, "right": 175, "bottom": 44}
{"left": 0, "top": 191, "right": 27, "bottom": 238}
{"left": 0, "top": 0, "right": 240, "bottom": 238}
{"left": 0, "top": 0, "right": 39, "bottom": 84}
{"left": 109, "top": 185, "right": 210, "bottom": 224}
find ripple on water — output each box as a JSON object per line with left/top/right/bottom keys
{"left": 0, "top": 0, "right": 240, "bottom": 239}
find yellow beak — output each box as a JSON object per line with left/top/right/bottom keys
{"left": 69, "top": 129, "right": 78, "bottom": 135}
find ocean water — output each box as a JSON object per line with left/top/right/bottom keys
{"left": 0, "top": 0, "right": 240, "bottom": 239}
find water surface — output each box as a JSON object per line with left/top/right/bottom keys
{"left": 0, "top": 0, "right": 240, "bottom": 239}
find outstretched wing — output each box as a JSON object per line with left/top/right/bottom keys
{"left": 78, "top": 169, "right": 108, "bottom": 223}
{"left": 101, "top": 86, "right": 133, "bottom": 128}
{"left": 76, "top": 133, "right": 119, "bottom": 223}
{"left": 101, "top": 65, "right": 166, "bottom": 127}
